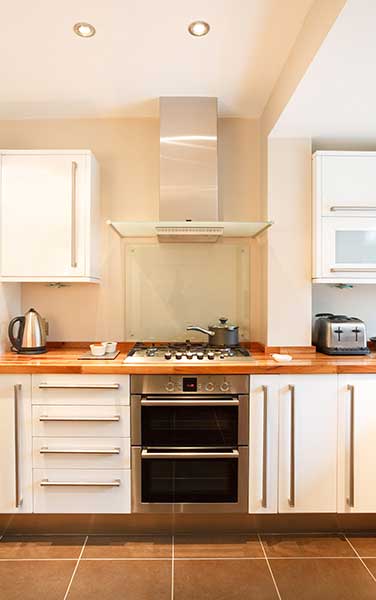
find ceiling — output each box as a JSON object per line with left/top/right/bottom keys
{"left": 0, "top": 0, "right": 313, "bottom": 119}
{"left": 272, "top": 0, "right": 376, "bottom": 140}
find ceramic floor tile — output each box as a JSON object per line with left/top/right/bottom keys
{"left": 83, "top": 534, "right": 172, "bottom": 558}
{"left": 67, "top": 559, "right": 172, "bottom": 600}
{"left": 362, "top": 558, "right": 376, "bottom": 579}
{"left": 260, "top": 533, "right": 356, "bottom": 558}
{"left": 346, "top": 534, "right": 376, "bottom": 557}
{"left": 0, "top": 560, "right": 75, "bottom": 600}
{"left": 174, "top": 559, "right": 278, "bottom": 600}
{"left": 270, "top": 558, "right": 376, "bottom": 600}
{"left": 174, "top": 533, "right": 264, "bottom": 558}
{"left": 0, "top": 535, "right": 86, "bottom": 559}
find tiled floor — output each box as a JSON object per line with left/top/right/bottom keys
{"left": 1, "top": 532, "right": 376, "bottom": 599}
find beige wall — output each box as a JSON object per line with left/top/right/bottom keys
{"left": 258, "top": 0, "right": 347, "bottom": 345}
{"left": 0, "top": 117, "right": 260, "bottom": 342}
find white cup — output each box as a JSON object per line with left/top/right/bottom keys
{"left": 104, "top": 341, "right": 117, "bottom": 354}
{"left": 90, "top": 343, "right": 106, "bottom": 356}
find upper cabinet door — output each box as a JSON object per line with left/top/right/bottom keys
{"left": 315, "top": 152, "right": 376, "bottom": 216}
{"left": 278, "top": 375, "right": 338, "bottom": 513}
{"left": 0, "top": 152, "right": 100, "bottom": 282}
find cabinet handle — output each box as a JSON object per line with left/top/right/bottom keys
{"left": 288, "top": 385, "right": 295, "bottom": 508}
{"left": 331, "top": 268, "right": 376, "bottom": 273}
{"left": 39, "top": 415, "right": 121, "bottom": 422}
{"left": 14, "top": 384, "right": 22, "bottom": 508}
{"left": 40, "top": 446, "right": 120, "bottom": 454}
{"left": 330, "top": 206, "right": 376, "bottom": 212}
{"left": 38, "top": 383, "right": 120, "bottom": 390}
{"left": 347, "top": 384, "right": 355, "bottom": 508}
{"left": 40, "top": 479, "right": 121, "bottom": 487}
{"left": 261, "top": 386, "right": 268, "bottom": 508}
{"left": 71, "top": 161, "right": 78, "bottom": 268}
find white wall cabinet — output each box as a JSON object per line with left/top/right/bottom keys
{"left": 249, "top": 374, "right": 338, "bottom": 514}
{"left": 313, "top": 151, "right": 376, "bottom": 283}
{"left": 0, "top": 375, "right": 32, "bottom": 513}
{"left": 338, "top": 374, "right": 376, "bottom": 513}
{"left": 0, "top": 150, "right": 100, "bottom": 282}
{"left": 249, "top": 376, "right": 279, "bottom": 513}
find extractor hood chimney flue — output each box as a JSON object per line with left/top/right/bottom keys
{"left": 159, "top": 97, "right": 219, "bottom": 222}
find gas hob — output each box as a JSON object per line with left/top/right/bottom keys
{"left": 124, "top": 342, "right": 253, "bottom": 363}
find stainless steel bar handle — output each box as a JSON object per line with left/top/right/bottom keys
{"left": 347, "top": 384, "right": 355, "bottom": 508}
{"left": 14, "top": 385, "right": 22, "bottom": 508}
{"left": 330, "top": 206, "right": 376, "bottom": 212}
{"left": 331, "top": 268, "right": 376, "bottom": 273}
{"left": 261, "top": 386, "right": 268, "bottom": 509}
{"left": 141, "top": 449, "right": 239, "bottom": 460}
{"left": 39, "top": 415, "right": 120, "bottom": 422}
{"left": 40, "top": 447, "right": 120, "bottom": 455}
{"left": 71, "top": 161, "right": 78, "bottom": 268}
{"left": 141, "top": 399, "right": 239, "bottom": 407}
{"left": 40, "top": 479, "right": 120, "bottom": 487}
{"left": 39, "top": 383, "right": 120, "bottom": 390}
{"left": 288, "top": 385, "right": 295, "bottom": 508}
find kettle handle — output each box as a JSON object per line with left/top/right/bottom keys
{"left": 8, "top": 317, "right": 24, "bottom": 352}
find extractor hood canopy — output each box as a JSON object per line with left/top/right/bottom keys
{"left": 108, "top": 96, "right": 272, "bottom": 242}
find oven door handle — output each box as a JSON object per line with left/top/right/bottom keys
{"left": 141, "top": 449, "right": 240, "bottom": 459}
{"left": 140, "top": 398, "right": 240, "bottom": 407}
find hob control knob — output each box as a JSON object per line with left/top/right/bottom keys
{"left": 205, "top": 382, "right": 215, "bottom": 392}
{"left": 220, "top": 381, "right": 230, "bottom": 392}
{"left": 175, "top": 352, "right": 183, "bottom": 360}
{"left": 207, "top": 352, "right": 215, "bottom": 360}
{"left": 186, "top": 351, "right": 193, "bottom": 360}
{"left": 165, "top": 381, "right": 175, "bottom": 392}
{"left": 165, "top": 352, "right": 172, "bottom": 360}
{"left": 197, "top": 352, "right": 204, "bottom": 360}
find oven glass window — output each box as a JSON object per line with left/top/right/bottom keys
{"left": 141, "top": 405, "right": 238, "bottom": 447}
{"left": 141, "top": 456, "right": 238, "bottom": 503}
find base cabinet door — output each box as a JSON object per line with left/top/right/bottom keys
{"left": 338, "top": 375, "right": 376, "bottom": 513}
{"left": 278, "top": 375, "right": 338, "bottom": 513}
{"left": 0, "top": 376, "right": 32, "bottom": 513}
{"left": 249, "top": 376, "right": 279, "bottom": 513}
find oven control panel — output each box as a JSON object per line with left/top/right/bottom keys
{"left": 130, "top": 374, "right": 249, "bottom": 395}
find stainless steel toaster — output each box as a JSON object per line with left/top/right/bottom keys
{"left": 313, "top": 313, "right": 370, "bottom": 355}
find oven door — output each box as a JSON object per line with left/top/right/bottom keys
{"left": 131, "top": 446, "right": 248, "bottom": 513}
{"left": 131, "top": 395, "right": 248, "bottom": 447}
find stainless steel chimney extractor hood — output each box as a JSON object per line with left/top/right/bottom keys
{"left": 108, "top": 97, "right": 272, "bottom": 242}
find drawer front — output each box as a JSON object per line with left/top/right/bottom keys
{"left": 32, "top": 375, "right": 129, "bottom": 406}
{"left": 33, "top": 468, "right": 131, "bottom": 513}
{"left": 33, "top": 405, "right": 130, "bottom": 437}
{"left": 33, "top": 437, "right": 130, "bottom": 469}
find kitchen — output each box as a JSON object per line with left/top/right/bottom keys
{"left": 2, "top": 1, "right": 376, "bottom": 599}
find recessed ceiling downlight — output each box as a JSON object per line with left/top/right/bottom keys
{"left": 73, "top": 22, "right": 96, "bottom": 38}
{"left": 188, "top": 21, "right": 210, "bottom": 37}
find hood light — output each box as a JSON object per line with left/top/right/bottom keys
{"left": 73, "top": 22, "right": 96, "bottom": 38}
{"left": 188, "top": 21, "right": 210, "bottom": 37}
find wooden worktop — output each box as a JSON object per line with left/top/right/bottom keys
{"left": 1, "top": 344, "right": 376, "bottom": 374}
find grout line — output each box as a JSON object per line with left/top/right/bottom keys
{"left": 258, "top": 534, "right": 282, "bottom": 600}
{"left": 171, "top": 535, "right": 174, "bottom": 600}
{"left": 0, "top": 556, "right": 366, "bottom": 562}
{"left": 63, "top": 535, "right": 88, "bottom": 600}
{"left": 344, "top": 535, "right": 376, "bottom": 584}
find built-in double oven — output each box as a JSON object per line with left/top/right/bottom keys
{"left": 130, "top": 375, "right": 249, "bottom": 513}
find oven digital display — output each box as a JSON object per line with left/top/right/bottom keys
{"left": 182, "top": 377, "right": 197, "bottom": 392}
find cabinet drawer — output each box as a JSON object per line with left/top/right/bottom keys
{"left": 32, "top": 375, "right": 129, "bottom": 406}
{"left": 33, "top": 437, "right": 130, "bottom": 469}
{"left": 33, "top": 405, "right": 130, "bottom": 437}
{"left": 33, "top": 468, "right": 131, "bottom": 513}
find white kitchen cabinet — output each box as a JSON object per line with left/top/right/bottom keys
{"left": 313, "top": 151, "right": 376, "bottom": 283}
{"left": 338, "top": 375, "right": 376, "bottom": 513}
{"left": 278, "top": 375, "right": 338, "bottom": 513}
{"left": 0, "top": 375, "right": 32, "bottom": 513}
{"left": 0, "top": 150, "right": 100, "bottom": 282}
{"left": 249, "top": 376, "right": 279, "bottom": 514}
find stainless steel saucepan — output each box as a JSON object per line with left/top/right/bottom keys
{"left": 187, "top": 318, "right": 239, "bottom": 347}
